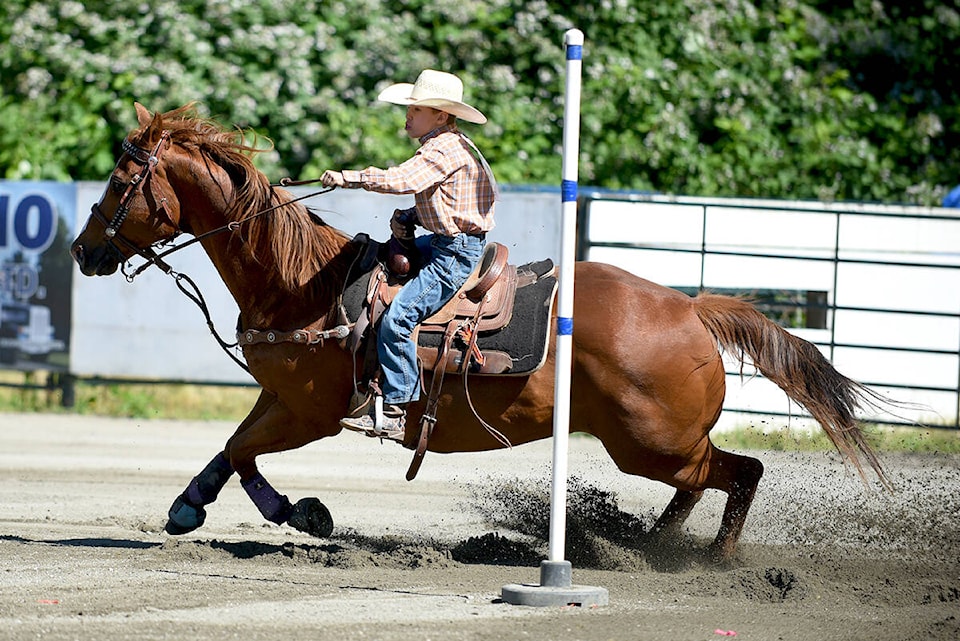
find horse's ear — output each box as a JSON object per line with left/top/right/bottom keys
{"left": 134, "top": 102, "right": 153, "bottom": 128}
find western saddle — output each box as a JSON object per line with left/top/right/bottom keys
{"left": 346, "top": 240, "right": 518, "bottom": 479}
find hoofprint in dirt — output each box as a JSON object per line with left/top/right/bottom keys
{"left": 0, "top": 412, "right": 957, "bottom": 641}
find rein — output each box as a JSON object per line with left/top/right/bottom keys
{"left": 96, "top": 135, "right": 339, "bottom": 372}
{"left": 125, "top": 180, "right": 335, "bottom": 282}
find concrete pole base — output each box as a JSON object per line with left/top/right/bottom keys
{"left": 501, "top": 560, "right": 608, "bottom": 607}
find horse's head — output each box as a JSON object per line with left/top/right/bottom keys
{"left": 73, "top": 102, "right": 353, "bottom": 305}
{"left": 71, "top": 103, "right": 183, "bottom": 276}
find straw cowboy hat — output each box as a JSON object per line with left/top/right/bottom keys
{"left": 377, "top": 69, "right": 487, "bottom": 124}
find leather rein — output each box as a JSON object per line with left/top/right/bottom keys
{"left": 93, "top": 132, "right": 339, "bottom": 372}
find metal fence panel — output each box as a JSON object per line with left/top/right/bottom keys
{"left": 580, "top": 192, "right": 960, "bottom": 429}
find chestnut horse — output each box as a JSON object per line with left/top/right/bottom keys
{"left": 71, "top": 104, "right": 888, "bottom": 560}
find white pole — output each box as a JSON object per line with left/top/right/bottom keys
{"left": 548, "top": 27, "right": 584, "bottom": 564}
{"left": 501, "top": 29, "right": 605, "bottom": 606}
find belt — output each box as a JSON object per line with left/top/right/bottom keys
{"left": 466, "top": 231, "right": 486, "bottom": 241}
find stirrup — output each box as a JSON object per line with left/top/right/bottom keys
{"left": 370, "top": 424, "right": 406, "bottom": 444}
{"left": 339, "top": 395, "right": 406, "bottom": 444}
{"left": 339, "top": 415, "right": 406, "bottom": 444}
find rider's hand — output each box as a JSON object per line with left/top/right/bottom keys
{"left": 320, "top": 170, "right": 345, "bottom": 188}
{"left": 390, "top": 209, "right": 415, "bottom": 240}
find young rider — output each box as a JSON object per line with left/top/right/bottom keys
{"left": 321, "top": 69, "right": 498, "bottom": 441}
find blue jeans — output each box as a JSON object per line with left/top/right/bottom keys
{"left": 378, "top": 233, "right": 485, "bottom": 405}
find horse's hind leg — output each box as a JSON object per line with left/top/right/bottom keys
{"left": 650, "top": 488, "right": 704, "bottom": 539}
{"left": 704, "top": 447, "right": 764, "bottom": 560}
{"left": 644, "top": 448, "right": 762, "bottom": 561}
{"left": 607, "top": 432, "right": 763, "bottom": 561}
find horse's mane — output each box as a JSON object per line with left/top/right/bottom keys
{"left": 135, "top": 104, "right": 351, "bottom": 298}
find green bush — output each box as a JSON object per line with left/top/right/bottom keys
{"left": 2, "top": 0, "right": 958, "bottom": 204}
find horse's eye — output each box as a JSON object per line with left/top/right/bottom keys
{"left": 110, "top": 177, "right": 125, "bottom": 195}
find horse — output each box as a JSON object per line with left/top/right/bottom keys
{"left": 70, "top": 103, "right": 889, "bottom": 561}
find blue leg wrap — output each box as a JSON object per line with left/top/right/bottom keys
{"left": 185, "top": 452, "right": 234, "bottom": 506}
{"left": 241, "top": 472, "right": 293, "bottom": 524}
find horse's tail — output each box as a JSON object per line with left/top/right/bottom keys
{"left": 692, "top": 293, "right": 891, "bottom": 489}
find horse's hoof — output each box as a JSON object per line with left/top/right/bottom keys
{"left": 165, "top": 495, "right": 206, "bottom": 535}
{"left": 705, "top": 541, "right": 736, "bottom": 565}
{"left": 287, "top": 497, "right": 333, "bottom": 538}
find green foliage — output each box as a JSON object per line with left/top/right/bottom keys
{"left": 1, "top": 0, "right": 959, "bottom": 204}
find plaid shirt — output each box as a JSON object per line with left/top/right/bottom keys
{"left": 341, "top": 124, "right": 496, "bottom": 237}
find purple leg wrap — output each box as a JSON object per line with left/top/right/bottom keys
{"left": 241, "top": 472, "right": 293, "bottom": 524}
{"left": 185, "top": 452, "right": 234, "bottom": 506}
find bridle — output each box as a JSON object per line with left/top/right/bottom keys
{"left": 90, "top": 130, "right": 180, "bottom": 279}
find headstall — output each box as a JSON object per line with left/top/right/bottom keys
{"left": 90, "top": 130, "right": 177, "bottom": 276}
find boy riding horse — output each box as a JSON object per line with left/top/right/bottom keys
{"left": 321, "top": 69, "right": 498, "bottom": 441}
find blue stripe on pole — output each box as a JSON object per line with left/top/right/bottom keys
{"left": 561, "top": 179, "right": 577, "bottom": 202}
{"left": 557, "top": 317, "right": 574, "bottom": 335}
{"left": 566, "top": 44, "right": 582, "bottom": 61}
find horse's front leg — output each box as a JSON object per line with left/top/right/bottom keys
{"left": 164, "top": 390, "right": 275, "bottom": 535}
{"left": 226, "top": 392, "right": 334, "bottom": 538}
{"left": 232, "top": 402, "right": 333, "bottom": 538}
{"left": 165, "top": 450, "right": 235, "bottom": 534}
{"left": 165, "top": 390, "right": 333, "bottom": 538}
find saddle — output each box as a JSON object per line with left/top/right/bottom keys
{"left": 398, "top": 242, "right": 517, "bottom": 374}
{"left": 341, "top": 236, "right": 558, "bottom": 480}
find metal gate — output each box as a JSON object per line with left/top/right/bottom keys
{"left": 579, "top": 192, "right": 960, "bottom": 430}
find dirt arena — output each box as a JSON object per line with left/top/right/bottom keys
{"left": 1, "top": 412, "right": 958, "bottom": 641}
